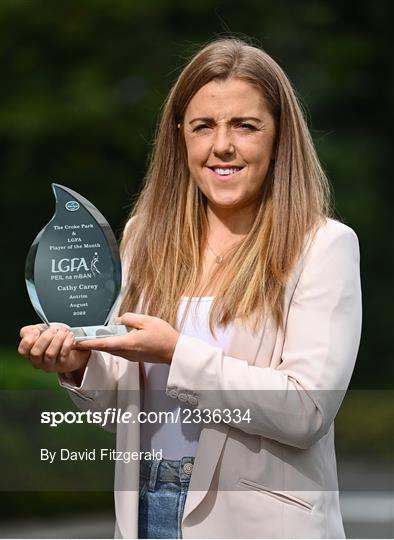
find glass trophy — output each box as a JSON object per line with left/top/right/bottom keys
{"left": 25, "top": 183, "right": 128, "bottom": 341}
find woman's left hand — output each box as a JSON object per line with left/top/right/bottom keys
{"left": 74, "top": 313, "right": 180, "bottom": 365}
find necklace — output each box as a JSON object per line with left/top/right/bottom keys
{"left": 206, "top": 234, "right": 247, "bottom": 265}
{"left": 206, "top": 241, "right": 225, "bottom": 264}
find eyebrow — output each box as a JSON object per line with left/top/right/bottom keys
{"left": 189, "top": 116, "right": 262, "bottom": 124}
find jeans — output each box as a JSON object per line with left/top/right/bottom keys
{"left": 138, "top": 456, "right": 195, "bottom": 539}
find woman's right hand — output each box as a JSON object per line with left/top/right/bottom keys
{"left": 18, "top": 324, "right": 91, "bottom": 376}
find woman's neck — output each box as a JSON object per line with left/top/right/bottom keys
{"left": 206, "top": 203, "right": 257, "bottom": 241}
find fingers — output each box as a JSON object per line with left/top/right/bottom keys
{"left": 75, "top": 334, "right": 130, "bottom": 351}
{"left": 19, "top": 327, "right": 75, "bottom": 372}
{"left": 59, "top": 332, "right": 77, "bottom": 363}
{"left": 18, "top": 327, "right": 41, "bottom": 357}
{"left": 19, "top": 323, "right": 48, "bottom": 340}
{"left": 28, "top": 327, "right": 61, "bottom": 370}
{"left": 38, "top": 328, "right": 71, "bottom": 370}
{"left": 18, "top": 324, "right": 51, "bottom": 359}
{"left": 117, "top": 312, "right": 147, "bottom": 329}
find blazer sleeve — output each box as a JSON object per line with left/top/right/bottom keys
{"left": 58, "top": 350, "right": 121, "bottom": 433}
{"left": 165, "top": 222, "right": 362, "bottom": 449}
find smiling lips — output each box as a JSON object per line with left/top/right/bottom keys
{"left": 208, "top": 166, "right": 244, "bottom": 179}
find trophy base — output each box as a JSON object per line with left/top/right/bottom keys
{"left": 70, "top": 324, "right": 128, "bottom": 341}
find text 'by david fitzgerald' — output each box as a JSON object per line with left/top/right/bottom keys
{"left": 40, "top": 448, "right": 163, "bottom": 464}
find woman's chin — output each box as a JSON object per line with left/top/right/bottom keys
{"left": 207, "top": 200, "right": 241, "bottom": 211}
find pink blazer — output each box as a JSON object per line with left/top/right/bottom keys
{"left": 61, "top": 217, "right": 362, "bottom": 538}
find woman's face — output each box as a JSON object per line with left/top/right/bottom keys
{"left": 182, "top": 78, "right": 276, "bottom": 215}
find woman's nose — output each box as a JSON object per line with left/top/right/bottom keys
{"left": 212, "top": 126, "right": 235, "bottom": 155}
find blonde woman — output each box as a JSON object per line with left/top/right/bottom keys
{"left": 18, "top": 38, "right": 362, "bottom": 538}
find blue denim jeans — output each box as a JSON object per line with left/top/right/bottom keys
{"left": 138, "top": 456, "right": 195, "bottom": 539}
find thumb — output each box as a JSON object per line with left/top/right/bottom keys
{"left": 20, "top": 325, "right": 46, "bottom": 339}
{"left": 116, "top": 312, "right": 148, "bottom": 329}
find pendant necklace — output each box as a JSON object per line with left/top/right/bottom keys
{"left": 206, "top": 242, "right": 224, "bottom": 264}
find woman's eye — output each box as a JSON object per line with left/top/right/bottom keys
{"left": 192, "top": 124, "right": 210, "bottom": 132}
{"left": 238, "top": 123, "right": 257, "bottom": 131}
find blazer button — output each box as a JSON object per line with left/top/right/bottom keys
{"left": 167, "top": 389, "right": 178, "bottom": 398}
{"left": 178, "top": 392, "right": 188, "bottom": 402}
{"left": 188, "top": 395, "right": 198, "bottom": 406}
{"left": 182, "top": 462, "right": 193, "bottom": 475}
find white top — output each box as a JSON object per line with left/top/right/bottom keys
{"left": 140, "top": 297, "right": 232, "bottom": 459}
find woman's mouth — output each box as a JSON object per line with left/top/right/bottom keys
{"left": 208, "top": 166, "right": 244, "bottom": 180}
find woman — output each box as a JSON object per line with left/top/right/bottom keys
{"left": 18, "top": 38, "right": 362, "bottom": 538}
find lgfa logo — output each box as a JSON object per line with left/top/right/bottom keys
{"left": 51, "top": 254, "right": 100, "bottom": 274}
{"left": 51, "top": 258, "right": 89, "bottom": 273}
{"left": 65, "top": 200, "right": 80, "bottom": 212}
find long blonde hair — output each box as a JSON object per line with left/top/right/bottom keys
{"left": 119, "top": 38, "right": 331, "bottom": 335}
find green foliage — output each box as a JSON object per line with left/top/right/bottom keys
{"left": 0, "top": 348, "right": 58, "bottom": 389}
{"left": 1, "top": 2, "right": 391, "bottom": 389}
{"left": 335, "top": 390, "right": 394, "bottom": 458}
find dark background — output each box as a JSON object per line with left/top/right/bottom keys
{"left": 0, "top": 0, "right": 392, "bottom": 534}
